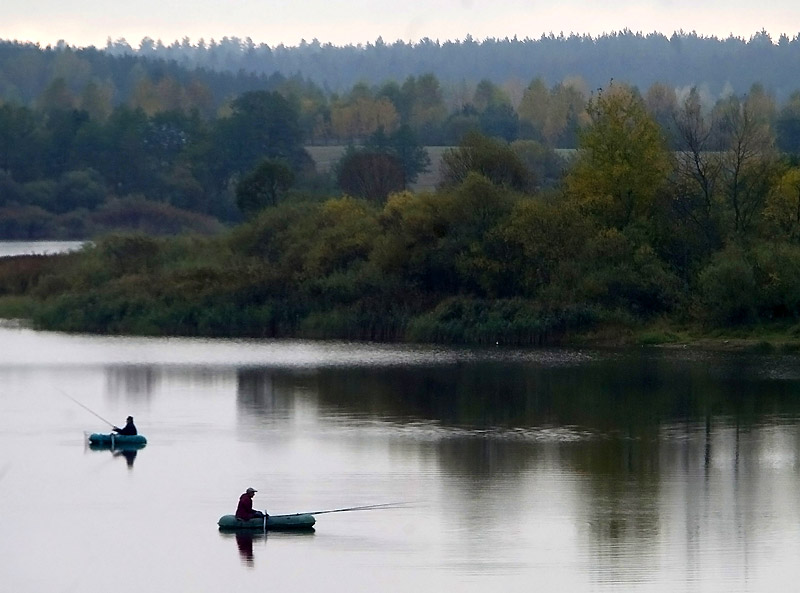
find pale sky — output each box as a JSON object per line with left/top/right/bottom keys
{"left": 3, "top": 0, "right": 800, "bottom": 48}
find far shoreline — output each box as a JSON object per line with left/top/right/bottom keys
{"left": 1, "top": 315, "right": 798, "bottom": 354}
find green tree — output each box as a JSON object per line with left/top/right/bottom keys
{"left": 235, "top": 159, "right": 295, "bottom": 216}
{"left": 764, "top": 166, "right": 800, "bottom": 242}
{"left": 211, "top": 91, "right": 306, "bottom": 190}
{"left": 439, "top": 131, "right": 530, "bottom": 191}
{"left": 336, "top": 148, "right": 405, "bottom": 203}
{"left": 404, "top": 74, "right": 447, "bottom": 144}
{"left": 517, "top": 78, "right": 549, "bottom": 142}
{"left": 0, "top": 104, "right": 42, "bottom": 182}
{"left": 53, "top": 168, "right": 107, "bottom": 213}
{"left": 365, "top": 124, "right": 430, "bottom": 187}
{"left": 644, "top": 82, "right": 678, "bottom": 147}
{"left": 80, "top": 80, "right": 114, "bottom": 122}
{"left": 776, "top": 91, "right": 800, "bottom": 155}
{"left": 510, "top": 140, "right": 566, "bottom": 189}
{"left": 37, "top": 78, "right": 76, "bottom": 112}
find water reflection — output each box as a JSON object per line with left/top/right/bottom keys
{"left": 237, "top": 369, "right": 280, "bottom": 414}
{"left": 226, "top": 352, "right": 800, "bottom": 581}
{"left": 6, "top": 329, "right": 800, "bottom": 592}
{"left": 235, "top": 531, "right": 258, "bottom": 566}
{"left": 112, "top": 448, "right": 138, "bottom": 468}
{"left": 87, "top": 443, "right": 144, "bottom": 469}
{"left": 105, "top": 366, "right": 159, "bottom": 401}
{"left": 236, "top": 369, "right": 305, "bottom": 420}
{"left": 217, "top": 530, "right": 316, "bottom": 568}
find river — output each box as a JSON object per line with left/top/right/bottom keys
{"left": 1, "top": 324, "right": 799, "bottom": 592}
{"left": 0, "top": 240, "right": 87, "bottom": 258}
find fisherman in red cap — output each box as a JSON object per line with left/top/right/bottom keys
{"left": 235, "top": 487, "right": 267, "bottom": 521}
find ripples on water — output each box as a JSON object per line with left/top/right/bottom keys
{"left": 322, "top": 418, "right": 599, "bottom": 443}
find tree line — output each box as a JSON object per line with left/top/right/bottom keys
{"left": 2, "top": 80, "right": 799, "bottom": 344}
{"left": 99, "top": 30, "right": 800, "bottom": 101}
{"left": 5, "top": 35, "right": 800, "bottom": 240}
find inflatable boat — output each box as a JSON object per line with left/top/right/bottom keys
{"left": 218, "top": 513, "right": 316, "bottom": 531}
{"left": 87, "top": 433, "right": 147, "bottom": 447}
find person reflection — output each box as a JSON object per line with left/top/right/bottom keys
{"left": 235, "top": 531, "right": 255, "bottom": 566}
{"left": 112, "top": 448, "right": 138, "bottom": 468}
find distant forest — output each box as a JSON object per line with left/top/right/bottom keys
{"left": 4, "top": 32, "right": 800, "bottom": 239}
{"left": 84, "top": 30, "right": 800, "bottom": 100}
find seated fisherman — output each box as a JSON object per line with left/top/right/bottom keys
{"left": 236, "top": 487, "right": 267, "bottom": 521}
{"left": 112, "top": 416, "right": 138, "bottom": 436}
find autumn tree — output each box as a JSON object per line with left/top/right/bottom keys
{"left": 330, "top": 83, "right": 399, "bottom": 143}
{"left": 566, "top": 84, "right": 670, "bottom": 229}
{"left": 764, "top": 166, "right": 800, "bottom": 241}
{"left": 517, "top": 77, "right": 588, "bottom": 147}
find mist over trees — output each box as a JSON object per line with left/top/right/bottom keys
{"left": 100, "top": 30, "right": 800, "bottom": 100}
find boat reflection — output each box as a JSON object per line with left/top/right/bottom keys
{"left": 87, "top": 442, "right": 145, "bottom": 469}
{"left": 218, "top": 529, "right": 315, "bottom": 567}
{"left": 236, "top": 531, "right": 256, "bottom": 566}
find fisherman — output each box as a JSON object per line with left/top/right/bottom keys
{"left": 236, "top": 487, "right": 268, "bottom": 521}
{"left": 112, "top": 416, "right": 138, "bottom": 436}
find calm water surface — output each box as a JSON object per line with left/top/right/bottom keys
{"left": 0, "top": 240, "right": 86, "bottom": 257}
{"left": 1, "top": 325, "right": 800, "bottom": 592}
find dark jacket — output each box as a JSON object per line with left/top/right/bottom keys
{"left": 113, "top": 420, "right": 137, "bottom": 436}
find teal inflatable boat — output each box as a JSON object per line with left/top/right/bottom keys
{"left": 87, "top": 433, "right": 147, "bottom": 447}
{"left": 218, "top": 513, "right": 316, "bottom": 531}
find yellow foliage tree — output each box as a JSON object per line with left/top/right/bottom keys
{"left": 566, "top": 84, "right": 670, "bottom": 229}
{"left": 764, "top": 167, "right": 800, "bottom": 241}
{"left": 330, "top": 97, "right": 398, "bottom": 143}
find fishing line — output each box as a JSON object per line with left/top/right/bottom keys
{"left": 58, "top": 388, "right": 115, "bottom": 428}
{"left": 286, "top": 501, "right": 412, "bottom": 516}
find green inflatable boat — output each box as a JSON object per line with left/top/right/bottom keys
{"left": 87, "top": 433, "right": 147, "bottom": 447}
{"left": 218, "top": 513, "right": 316, "bottom": 531}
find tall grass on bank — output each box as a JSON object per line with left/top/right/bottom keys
{"left": 406, "top": 297, "right": 599, "bottom": 345}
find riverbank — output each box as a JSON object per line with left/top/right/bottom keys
{"left": 572, "top": 321, "right": 800, "bottom": 353}
{"left": 2, "top": 306, "right": 798, "bottom": 354}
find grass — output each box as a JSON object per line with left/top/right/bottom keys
{"left": 0, "top": 295, "right": 37, "bottom": 319}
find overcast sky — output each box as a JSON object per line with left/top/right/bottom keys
{"left": 3, "top": 0, "right": 800, "bottom": 48}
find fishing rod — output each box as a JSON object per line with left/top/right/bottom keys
{"left": 284, "top": 502, "right": 411, "bottom": 517}
{"left": 58, "top": 388, "right": 115, "bottom": 428}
